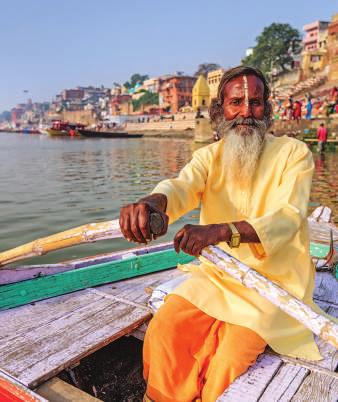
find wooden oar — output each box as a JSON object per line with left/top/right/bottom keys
{"left": 0, "top": 213, "right": 164, "bottom": 267}
{"left": 201, "top": 245, "right": 338, "bottom": 349}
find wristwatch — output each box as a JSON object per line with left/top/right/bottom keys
{"left": 227, "top": 223, "right": 241, "bottom": 248}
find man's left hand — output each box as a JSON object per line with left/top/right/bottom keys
{"left": 174, "top": 224, "right": 229, "bottom": 257}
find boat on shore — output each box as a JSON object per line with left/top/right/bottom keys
{"left": 78, "top": 129, "right": 143, "bottom": 138}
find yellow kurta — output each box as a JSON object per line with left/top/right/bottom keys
{"left": 152, "top": 134, "right": 323, "bottom": 360}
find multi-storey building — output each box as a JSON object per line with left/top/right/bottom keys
{"left": 302, "top": 20, "right": 329, "bottom": 77}
{"left": 159, "top": 75, "right": 196, "bottom": 113}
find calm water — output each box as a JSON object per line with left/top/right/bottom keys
{"left": 0, "top": 132, "right": 337, "bottom": 265}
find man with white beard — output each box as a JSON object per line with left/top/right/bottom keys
{"left": 120, "top": 66, "right": 321, "bottom": 402}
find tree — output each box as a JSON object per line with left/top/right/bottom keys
{"left": 194, "top": 63, "right": 221, "bottom": 78}
{"left": 0, "top": 111, "right": 11, "bottom": 122}
{"left": 132, "top": 91, "right": 159, "bottom": 111}
{"left": 124, "top": 74, "right": 149, "bottom": 90}
{"left": 241, "top": 23, "right": 301, "bottom": 75}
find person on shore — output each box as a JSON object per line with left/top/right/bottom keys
{"left": 306, "top": 97, "right": 313, "bottom": 120}
{"left": 293, "top": 100, "right": 302, "bottom": 123}
{"left": 317, "top": 122, "right": 328, "bottom": 153}
{"left": 120, "top": 66, "right": 322, "bottom": 402}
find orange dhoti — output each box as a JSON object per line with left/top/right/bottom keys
{"left": 143, "top": 295, "right": 267, "bottom": 402}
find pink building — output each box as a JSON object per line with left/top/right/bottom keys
{"left": 303, "top": 20, "right": 329, "bottom": 51}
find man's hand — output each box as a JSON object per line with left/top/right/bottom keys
{"left": 174, "top": 224, "right": 229, "bottom": 257}
{"left": 119, "top": 194, "right": 169, "bottom": 244}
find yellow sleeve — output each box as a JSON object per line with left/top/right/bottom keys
{"left": 247, "top": 142, "right": 314, "bottom": 258}
{"left": 151, "top": 149, "right": 208, "bottom": 224}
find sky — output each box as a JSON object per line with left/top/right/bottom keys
{"left": 0, "top": 0, "right": 337, "bottom": 111}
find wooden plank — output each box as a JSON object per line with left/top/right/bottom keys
{"left": 291, "top": 371, "right": 338, "bottom": 402}
{"left": 0, "top": 370, "right": 47, "bottom": 402}
{"left": 0, "top": 248, "right": 193, "bottom": 310}
{"left": 36, "top": 377, "right": 102, "bottom": 402}
{"left": 259, "top": 364, "right": 309, "bottom": 401}
{"left": 217, "top": 354, "right": 282, "bottom": 401}
{"left": 0, "top": 268, "right": 177, "bottom": 389}
{"left": 0, "top": 289, "right": 105, "bottom": 340}
{"left": 94, "top": 267, "right": 184, "bottom": 305}
{"left": 314, "top": 272, "right": 338, "bottom": 305}
{"left": 0, "top": 296, "right": 151, "bottom": 388}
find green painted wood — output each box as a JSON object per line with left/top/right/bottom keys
{"left": 0, "top": 249, "right": 194, "bottom": 311}
{"left": 309, "top": 242, "right": 330, "bottom": 258}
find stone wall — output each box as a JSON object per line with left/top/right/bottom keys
{"left": 62, "top": 110, "right": 96, "bottom": 126}
{"left": 126, "top": 117, "right": 196, "bottom": 133}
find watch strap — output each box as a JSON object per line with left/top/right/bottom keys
{"left": 228, "top": 223, "right": 241, "bottom": 248}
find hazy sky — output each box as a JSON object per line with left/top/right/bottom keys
{"left": 1, "top": 0, "right": 337, "bottom": 111}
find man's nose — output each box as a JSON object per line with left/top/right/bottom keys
{"left": 239, "top": 102, "right": 252, "bottom": 118}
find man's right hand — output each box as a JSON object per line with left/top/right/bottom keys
{"left": 119, "top": 194, "right": 169, "bottom": 244}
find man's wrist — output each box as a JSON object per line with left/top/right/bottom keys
{"left": 217, "top": 223, "right": 232, "bottom": 243}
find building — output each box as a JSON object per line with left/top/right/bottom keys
{"left": 207, "top": 68, "right": 225, "bottom": 99}
{"left": 62, "top": 89, "right": 85, "bottom": 101}
{"left": 302, "top": 20, "right": 329, "bottom": 78}
{"left": 143, "top": 77, "right": 161, "bottom": 93}
{"left": 328, "top": 13, "right": 338, "bottom": 82}
{"left": 159, "top": 75, "right": 196, "bottom": 113}
{"left": 192, "top": 75, "right": 210, "bottom": 111}
{"left": 110, "top": 95, "right": 133, "bottom": 116}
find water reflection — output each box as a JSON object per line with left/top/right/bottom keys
{"left": 0, "top": 132, "right": 336, "bottom": 266}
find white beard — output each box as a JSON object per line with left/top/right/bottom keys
{"left": 217, "top": 119, "right": 267, "bottom": 188}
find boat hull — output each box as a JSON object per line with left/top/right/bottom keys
{"left": 46, "top": 128, "right": 69, "bottom": 136}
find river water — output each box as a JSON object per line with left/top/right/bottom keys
{"left": 0, "top": 132, "right": 337, "bottom": 265}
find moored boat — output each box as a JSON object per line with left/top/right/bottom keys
{"left": 47, "top": 121, "right": 85, "bottom": 137}
{"left": 78, "top": 129, "right": 143, "bottom": 138}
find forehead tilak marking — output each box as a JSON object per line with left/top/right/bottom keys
{"left": 243, "top": 75, "right": 249, "bottom": 107}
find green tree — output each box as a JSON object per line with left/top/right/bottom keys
{"left": 124, "top": 74, "right": 149, "bottom": 89}
{"left": 194, "top": 63, "right": 221, "bottom": 78}
{"left": 241, "top": 23, "right": 301, "bottom": 75}
{"left": 0, "top": 111, "right": 11, "bottom": 122}
{"left": 132, "top": 91, "right": 159, "bottom": 111}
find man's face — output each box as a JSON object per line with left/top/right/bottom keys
{"left": 222, "top": 75, "right": 265, "bottom": 127}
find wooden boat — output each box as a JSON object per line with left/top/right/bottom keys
{"left": 78, "top": 129, "right": 143, "bottom": 139}
{"left": 0, "top": 206, "right": 336, "bottom": 401}
{"left": 47, "top": 121, "right": 85, "bottom": 137}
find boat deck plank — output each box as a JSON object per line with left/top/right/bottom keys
{"left": 0, "top": 269, "right": 177, "bottom": 388}
{"left": 291, "top": 371, "right": 338, "bottom": 402}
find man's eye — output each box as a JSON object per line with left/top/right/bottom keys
{"left": 250, "top": 99, "right": 261, "bottom": 106}
{"left": 231, "top": 99, "right": 240, "bottom": 105}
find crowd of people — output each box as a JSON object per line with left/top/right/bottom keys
{"left": 271, "top": 86, "right": 338, "bottom": 121}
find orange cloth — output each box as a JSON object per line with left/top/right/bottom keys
{"left": 143, "top": 295, "right": 266, "bottom": 402}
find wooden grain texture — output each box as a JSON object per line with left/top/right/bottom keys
{"left": 259, "top": 364, "right": 309, "bottom": 402}
{"left": 0, "top": 268, "right": 175, "bottom": 389}
{"left": 36, "top": 377, "right": 102, "bottom": 402}
{"left": 291, "top": 371, "right": 338, "bottom": 402}
{"left": 0, "top": 293, "right": 151, "bottom": 388}
{"left": 217, "top": 354, "right": 282, "bottom": 401}
{"left": 314, "top": 272, "right": 338, "bottom": 305}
